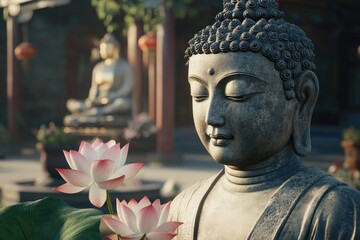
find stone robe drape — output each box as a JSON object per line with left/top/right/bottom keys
{"left": 169, "top": 166, "right": 360, "bottom": 240}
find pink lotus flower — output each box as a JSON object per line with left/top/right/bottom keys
{"left": 54, "top": 138, "right": 144, "bottom": 208}
{"left": 102, "top": 196, "right": 182, "bottom": 240}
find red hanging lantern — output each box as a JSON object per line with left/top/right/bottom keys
{"left": 138, "top": 33, "right": 157, "bottom": 51}
{"left": 14, "top": 42, "right": 37, "bottom": 60}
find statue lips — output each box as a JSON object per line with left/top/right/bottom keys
{"left": 208, "top": 133, "right": 233, "bottom": 146}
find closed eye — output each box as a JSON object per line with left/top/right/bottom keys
{"left": 192, "top": 95, "right": 208, "bottom": 102}
{"left": 226, "top": 92, "right": 264, "bottom": 102}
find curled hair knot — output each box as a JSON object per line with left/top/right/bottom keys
{"left": 230, "top": 40, "right": 240, "bottom": 51}
{"left": 280, "top": 69, "right": 292, "bottom": 80}
{"left": 210, "top": 42, "right": 220, "bottom": 53}
{"left": 220, "top": 41, "right": 231, "bottom": 52}
{"left": 250, "top": 40, "right": 262, "bottom": 53}
{"left": 239, "top": 40, "right": 250, "bottom": 51}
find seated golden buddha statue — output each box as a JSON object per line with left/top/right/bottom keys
{"left": 169, "top": 0, "right": 360, "bottom": 239}
{"left": 64, "top": 33, "right": 134, "bottom": 127}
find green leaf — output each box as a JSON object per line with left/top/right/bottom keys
{"left": 0, "top": 197, "right": 103, "bottom": 240}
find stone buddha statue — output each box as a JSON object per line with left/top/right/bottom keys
{"left": 64, "top": 33, "right": 134, "bottom": 127}
{"left": 169, "top": 0, "right": 360, "bottom": 239}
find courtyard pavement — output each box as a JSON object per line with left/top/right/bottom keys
{"left": 0, "top": 126, "right": 344, "bottom": 206}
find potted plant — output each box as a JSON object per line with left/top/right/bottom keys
{"left": 341, "top": 127, "right": 360, "bottom": 173}
{"left": 34, "top": 122, "right": 78, "bottom": 185}
{"left": 328, "top": 161, "right": 360, "bottom": 190}
{"left": 123, "top": 112, "right": 157, "bottom": 152}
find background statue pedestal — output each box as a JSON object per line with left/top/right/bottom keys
{"left": 63, "top": 114, "right": 132, "bottom": 128}
{"left": 63, "top": 127, "right": 123, "bottom": 142}
{"left": 63, "top": 127, "right": 157, "bottom": 154}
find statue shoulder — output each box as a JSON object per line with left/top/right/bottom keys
{"left": 92, "top": 61, "right": 105, "bottom": 71}
{"left": 116, "top": 58, "right": 132, "bottom": 69}
{"left": 317, "top": 182, "right": 360, "bottom": 213}
{"left": 260, "top": 171, "right": 360, "bottom": 240}
{"left": 310, "top": 181, "right": 360, "bottom": 239}
{"left": 114, "top": 59, "right": 134, "bottom": 78}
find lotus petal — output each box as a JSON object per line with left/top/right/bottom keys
{"left": 89, "top": 184, "right": 107, "bottom": 208}
{"left": 101, "top": 216, "right": 134, "bottom": 236}
{"left": 105, "top": 234, "right": 118, "bottom": 240}
{"left": 159, "top": 201, "right": 171, "bottom": 224}
{"left": 137, "top": 196, "right": 152, "bottom": 210}
{"left": 118, "top": 200, "right": 139, "bottom": 233}
{"left": 105, "top": 139, "right": 117, "bottom": 148}
{"left": 152, "top": 199, "right": 161, "bottom": 214}
{"left": 63, "top": 150, "right": 76, "bottom": 169}
{"left": 79, "top": 142, "right": 98, "bottom": 162}
{"left": 154, "top": 222, "right": 183, "bottom": 233}
{"left": 53, "top": 183, "right": 85, "bottom": 194}
{"left": 96, "top": 175, "right": 125, "bottom": 190}
{"left": 120, "top": 236, "right": 143, "bottom": 240}
{"left": 111, "top": 162, "right": 144, "bottom": 179}
{"left": 91, "top": 159, "right": 116, "bottom": 182}
{"left": 103, "top": 143, "right": 121, "bottom": 163}
{"left": 91, "top": 138, "right": 103, "bottom": 148}
{"left": 118, "top": 143, "right": 130, "bottom": 169}
{"left": 106, "top": 235, "right": 143, "bottom": 240}
{"left": 127, "top": 199, "right": 140, "bottom": 214}
{"left": 94, "top": 142, "right": 109, "bottom": 159}
{"left": 79, "top": 140, "right": 87, "bottom": 152}
{"left": 137, "top": 205, "right": 159, "bottom": 234}
{"left": 146, "top": 232, "right": 176, "bottom": 240}
{"left": 69, "top": 150, "right": 90, "bottom": 173}
{"left": 55, "top": 168, "right": 92, "bottom": 187}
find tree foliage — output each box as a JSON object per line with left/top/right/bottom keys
{"left": 91, "top": 0, "right": 222, "bottom": 33}
{"left": 91, "top": 0, "right": 162, "bottom": 33}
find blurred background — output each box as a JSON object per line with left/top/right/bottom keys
{"left": 0, "top": 0, "right": 360, "bottom": 207}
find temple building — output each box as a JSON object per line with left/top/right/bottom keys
{"left": 0, "top": 0, "right": 359, "bottom": 143}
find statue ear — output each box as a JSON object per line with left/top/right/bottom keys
{"left": 292, "top": 70, "right": 319, "bottom": 156}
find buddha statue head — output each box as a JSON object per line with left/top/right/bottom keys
{"left": 99, "top": 33, "right": 120, "bottom": 60}
{"left": 186, "top": 0, "right": 319, "bottom": 168}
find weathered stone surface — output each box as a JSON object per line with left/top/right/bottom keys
{"left": 169, "top": 1, "right": 360, "bottom": 239}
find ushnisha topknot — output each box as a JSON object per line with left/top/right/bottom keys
{"left": 185, "top": 0, "right": 316, "bottom": 100}
{"left": 100, "top": 33, "right": 120, "bottom": 47}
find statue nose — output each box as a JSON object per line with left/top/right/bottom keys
{"left": 205, "top": 98, "right": 225, "bottom": 126}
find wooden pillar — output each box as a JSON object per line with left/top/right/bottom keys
{"left": 148, "top": 50, "right": 156, "bottom": 121}
{"left": 6, "top": 15, "right": 21, "bottom": 142}
{"left": 156, "top": 2, "right": 175, "bottom": 156}
{"left": 127, "top": 22, "right": 144, "bottom": 115}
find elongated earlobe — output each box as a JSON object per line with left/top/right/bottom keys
{"left": 292, "top": 70, "right": 319, "bottom": 156}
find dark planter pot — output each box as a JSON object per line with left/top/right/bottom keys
{"left": 0, "top": 143, "right": 6, "bottom": 159}
{"left": 127, "top": 135, "right": 157, "bottom": 153}
{"left": 36, "top": 143, "right": 70, "bottom": 186}
{"left": 341, "top": 140, "right": 360, "bottom": 173}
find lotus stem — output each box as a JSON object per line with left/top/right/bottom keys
{"left": 106, "top": 191, "right": 120, "bottom": 240}
{"left": 106, "top": 190, "right": 115, "bottom": 215}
